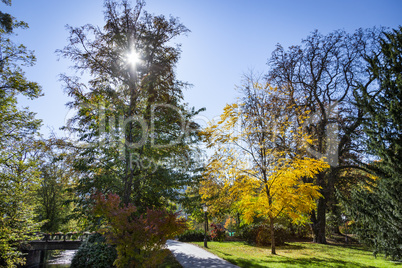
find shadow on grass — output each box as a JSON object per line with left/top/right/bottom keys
{"left": 325, "top": 242, "right": 374, "bottom": 253}
{"left": 238, "top": 241, "right": 305, "bottom": 250}
{"left": 280, "top": 243, "right": 305, "bottom": 250}
{"left": 218, "top": 251, "right": 233, "bottom": 257}
{"left": 229, "top": 256, "right": 382, "bottom": 268}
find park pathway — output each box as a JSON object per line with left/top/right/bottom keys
{"left": 166, "top": 240, "right": 240, "bottom": 268}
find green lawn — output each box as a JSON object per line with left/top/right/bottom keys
{"left": 192, "top": 241, "right": 400, "bottom": 268}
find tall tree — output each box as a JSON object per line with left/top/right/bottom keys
{"left": 0, "top": 0, "right": 43, "bottom": 266}
{"left": 34, "top": 139, "right": 80, "bottom": 233}
{"left": 266, "top": 28, "right": 382, "bottom": 243}
{"left": 58, "top": 0, "right": 202, "bottom": 217}
{"left": 200, "top": 80, "right": 329, "bottom": 254}
{"left": 343, "top": 26, "right": 402, "bottom": 261}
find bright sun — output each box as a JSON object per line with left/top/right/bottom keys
{"left": 126, "top": 49, "right": 141, "bottom": 66}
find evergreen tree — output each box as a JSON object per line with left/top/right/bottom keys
{"left": 345, "top": 26, "right": 402, "bottom": 261}
{"left": 59, "top": 0, "right": 203, "bottom": 219}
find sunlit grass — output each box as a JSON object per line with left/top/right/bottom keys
{"left": 192, "top": 241, "right": 400, "bottom": 268}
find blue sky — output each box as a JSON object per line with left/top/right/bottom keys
{"left": 4, "top": 0, "right": 402, "bottom": 137}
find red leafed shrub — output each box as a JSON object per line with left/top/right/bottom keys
{"left": 210, "top": 223, "right": 226, "bottom": 242}
{"left": 93, "top": 193, "right": 186, "bottom": 268}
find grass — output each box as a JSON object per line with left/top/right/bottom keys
{"left": 192, "top": 241, "right": 401, "bottom": 268}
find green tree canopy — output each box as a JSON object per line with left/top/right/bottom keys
{"left": 33, "top": 139, "right": 81, "bottom": 233}
{"left": 58, "top": 0, "right": 203, "bottom": 220}
{"left": 344, "top": 26, "right": 402, "bottom": 261}
{"left": 0, "top": 0, "right": 43, "bottom": 265}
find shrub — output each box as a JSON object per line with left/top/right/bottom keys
{"left": 241, "top": 223, "right": 290, "bottom": 246}
{"left": 273, "top": 216, "right": 312, "bottom": 239}
{"left": 93, "top": 193, "right": 186, "bottom": 268}
{"left": 71, "top": 233, "right": 117, "bottom": 268}
{"left": 291, "top": 223, "right": 311, "bottom": 239}
{"left": 240, "top": 224, "right": 260, "bottom": 244}
{"left": 177, "top": 229, "right": 206, "bottom": 242}
{"left": 210, "top": 223, "right": 226, "bottom": 242}
{"left": 326, "top": 212, "right": 342, "bottom": 237}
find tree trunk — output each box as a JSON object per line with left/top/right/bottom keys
{"left": 270, "top": 217, "right": 276, "bottom": 255}
{"left": 311, "top": 196, "right": 327, "bottom": 244}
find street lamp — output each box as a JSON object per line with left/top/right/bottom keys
{"left": 202, "top": 204, "right": 208, "bottom": 248}
{"left": 341, "top": 214, "right": 348, "bottom": 244}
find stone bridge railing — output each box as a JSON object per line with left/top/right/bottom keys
{"left": 37, "top": 231, "right": 93, "bottom": 242}
{"left": 23, "top": 231, "right": 94, "bottom": 251}
{"left": 24, "top": 231, "right": 95, "bottom": 265}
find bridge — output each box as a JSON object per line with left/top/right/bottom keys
{"left": 23, "top": 232, "right": 92, "bottom": 267}
{"left": 26, "top": 232, "right": 91, "bottom": 250}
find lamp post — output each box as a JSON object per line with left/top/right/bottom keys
{"left": 341, "top": 214, "right": 348, "bottom": 244}
{"left": 203, "top": 204, "right": 208, "bottom": 248}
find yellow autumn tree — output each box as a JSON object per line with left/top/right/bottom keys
{"left": 200, "top": 80, "right": 329, "bottom": 254}
{"left": 198, "top": 174, "right": 237, "bottom": 222}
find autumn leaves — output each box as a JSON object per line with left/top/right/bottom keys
{"left": 199, "top": 82, "right": 329, "bottom": 254}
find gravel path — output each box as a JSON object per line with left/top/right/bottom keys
{"left": 166, "top": 240, "right": 240, "bottom": 268}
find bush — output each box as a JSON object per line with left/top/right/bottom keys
{"left": 210, "top": 223, "right": 226, "bottom": 242}
{"left": 241, "top": 223, "right": 290, "bottom": 246}
{"left": 93, "top": 193, "right": 186, "bottom": 267}
{"left": 71, "top": 233, "right": 117, "bottom": 268}
{"left": 291, "top": 223, "right": 311, "bottom": 239}
{"left": 177, "top": 229, "right": 206, "bottom": 242}
{"left": 273, "top": 216, "right": 312, "bottom": 239}
{"left": 326, "top": 212, "right": 342, "bottom": 238}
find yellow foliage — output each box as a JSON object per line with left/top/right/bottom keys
{"left": 200, "top": 82, "right": 329, "bottom": 226}
{"left": 224, "top": 216, "right": 237, "bottom": 230}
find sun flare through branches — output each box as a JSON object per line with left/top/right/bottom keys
{"left": 126, "top": 49, "right": 141, "bottom": 66}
